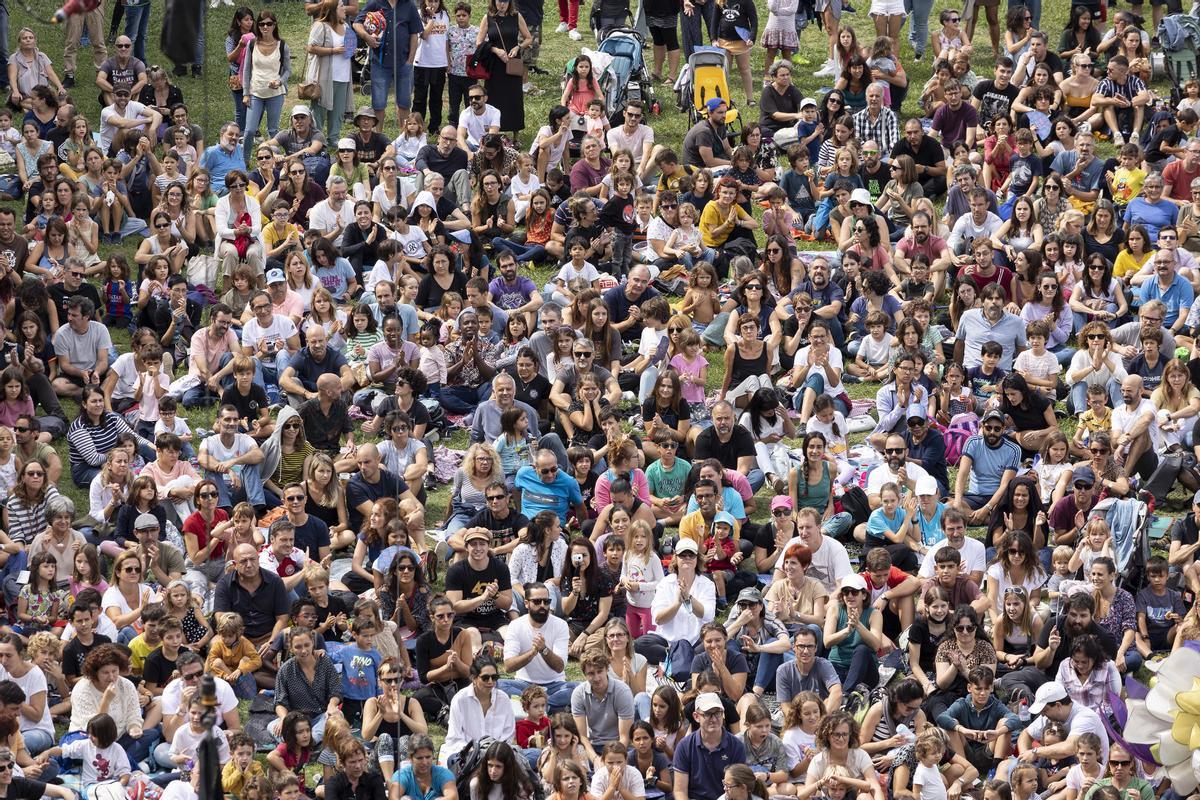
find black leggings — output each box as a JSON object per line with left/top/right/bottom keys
{"left": 649, "top": 24, "right": 679, "bottom": 49}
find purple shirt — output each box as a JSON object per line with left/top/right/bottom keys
{"left": 570, "top": 158, "right": 612, "bottom": 193}
{"left": 488, "top": 275, "right": 538, "bottom": 310}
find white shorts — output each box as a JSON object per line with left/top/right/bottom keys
{"left": 870, "top": 0, "right": 905, "bottom": 15}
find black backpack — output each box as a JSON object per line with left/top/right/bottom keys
{"left": 452, "top": 738, "right": 546, "bottom": 800}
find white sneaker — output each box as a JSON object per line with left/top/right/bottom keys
{"left": 813, "top": 60, "right": 835, "bottom": 77}
{"left": 1131, "top": 131, "right": 1141, "bottom": 144}
{"left": 568, "top": 27, "right": 582, "bottom": 39}
{"left": 1113, "top": 132, "right": 1126, "bottom": 146}
{"left": 555, "top": 21, "right": 569, "bottom": 32}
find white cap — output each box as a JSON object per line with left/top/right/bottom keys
{"left": 291, "top": 104, "right": 312, "bottom": 118}
{"left": 915, "top": 476, "right": 938, "bottom": 496}
{"left": 1029, "top": 681, "right": 1069, "bottom": 714}
{"left": 800, "top": 97, "right": 817, "bottom": 109}
{"left": 696, "top": 692, "right": 723, "bottom": 713}
{"left": 337, "top": 138, "right": 357, "bottom": 151}
{"left": 850, "top": 188, "right": 873, "bottom": 206}
{"left": 839, "top": 574, "right": 868, "bottom": 593}
{"left": 265, "top": 268, "right": 285, "bottom": 284}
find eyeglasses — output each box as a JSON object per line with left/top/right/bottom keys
{"left": 251, "top": 303, "right": 270, "bottom": 312}
{"left": 478, "top": 673, "right": 499, "bottom": 682}
{"left": 381, "top": 677, "right": 400, "bottom": 684}
{"left": 285, "top": 495, "right": 305, "bottom": 503}
{"left": 830, "top": 730, "right": 850, "bottom": 739}
{"left": 198, "top": 491, "right": 219, "bottom": 499}
{"left": 955, "top": 624, "right": 977, "bottom": 633}
{"left": 884, "top": 447, "right": 905, "bottom": 455}
{"left": 659, "top": 202, "right": 677, "bottom": 209}
{"left": 528, "top": 598, "right": 550, "bottom": 606}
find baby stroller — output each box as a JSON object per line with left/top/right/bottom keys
{"left": 676, "top": 46, "right": 742, "bottom": 132}
{"left": 1159, "top": 14, "right": 1200, "bottom": 104}
{"left": 1090, "top": 494, "right": 1151, "bottom": 595}
{"left": 596, "top": 28, "right": 656, "bottom": 127}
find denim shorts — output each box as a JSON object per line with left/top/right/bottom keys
{"left": 371, "top": 61, "right": 415, "bottom": 111}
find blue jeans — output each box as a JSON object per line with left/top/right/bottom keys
{"left": 795, "top": 373, "right": 851, "bottom": 415}
{"left": 823, "top": 511, "right": 854, "bottom": 539}
{"left": 908, "top": 0, "right": 933, "bottom": 57}
{"left": 1050, "top": 344, "right": 1075, "bottom": 369}
{"left": 231, "top": 87, "right": 247, "bottom": 131}
{"left": 496, "top": 678, "right": 578, "bottom": 712}
{"left": 206, "top": 464, "right": 268, "bottom": 510}
{"left": 680, "top": 248, "right": 719, "bottom": 269}
{"left": 1069, "top": 378, "right": 1123, "bottom": 413}
{"left": 371, "top": 61, "right": 416, "bottom": 114}
{"left": 439, "top": 383, "right": 492, "bottom": 415}
{"left": 747, "top": 469, "right": 765, "bottom": 493}
{"left": 71, "top": 462, "right": 101, "bottom": 488}
{"left": 1121, "top": 649, "right": 1143, "bottom": 674}
{"left": 231, "top": 672, "right": 258, "bottom": 699}
{"left": 832, "top": 644, "right": 879, "bottom": 691}
{"left": 120, "top": 725, "right": 161, "bottom": 767}
{"left": 492, "top": 237, "right": 547, "bottom": 264}
{"left": 123, "top": 3, "right": 149, "bottom": 63}
{"left": 753, "top": 650, "right": 794, "bottom": 693}
{"left": 22, "top": 728, "right": 54, "bottom": 757}
{"left": 634, "top": 691, "right": 651, "bottom": 721}
{"left": 244, "top": 94, "right": 285, "bottom": 147}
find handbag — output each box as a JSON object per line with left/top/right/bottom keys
{"left": 298, "top": 27, "right": 325, "bottom": 102}
{"left": 467, "top": 43, "right": 491, "bottom": 79}
{"left": 496, "top": 18, "right": 526, "bottom": 77}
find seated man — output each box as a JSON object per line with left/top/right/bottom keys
{"left": 950, "top": 409, "right": 1020, "bottom": 526}
{"left": 197, "top": 405, "right": 271, "bottom": 514}
{"left": 919, "top": 546, "right": 990, "bottom": 618}
{"left": 439, "top": 311, "right": 499, "bottom": 415}
{"left": 279, "top": 323, "right": 355, "bottom": 409}
{"left": 1049, "top": 466, "right": 1100, "bottom": 547}
{"left": 298, "top": 374, "right": 356, "bottom": 467}
{"left": 860, "top": 547, "right": 921, "bottom": 649}
{"left": 1111, "top": 374, "right": 1159, "bottom": 479}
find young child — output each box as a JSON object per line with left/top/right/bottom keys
{"left": 168, "top": 128, "right": 197, "bottom": 173}
{"left": 867, "top": 36, "right": 899, "bottom": 103}
{"left": 584, "top": 98, "right": 610, "bottom": 139}
{"left": 621, "top": 520, "right": 664, "bottom": 638}
{"left": 1071, "top": 384, "right": 1112, "bottom": 458}
{"left": 599, "top": 172, "right": 638, "bottom": 276}
{"left": 338, "top": 616, "right": 383, "bottom": 728}
{"left": 154, "top": 396, "right": 195, "bottom": 461}
{"left": 16, "top": 552, "right": 65, "bottom": 635}
{"left": 102, "top": 256, "right": 135, "bottom": 331}
{"left": 98, "top": 158, "right": 137, "bottom": 244}
{"left": 305, "top": 566, "right": 351, "bottom": 642}
{"left": 417, "top": 320, "right": 448, "bottom": 397}
{"left": 796, "top": 763, "right": 855, "bottom": 800}
{"left": 1063, "top": 733, "right": 1104, "bottom": 800}
{"left": 127, "top": 601, "right": 166, "bottom": 677}
{"left": 515, "top": 685, "right": 550, "bottom": 748}
{"left": 1068, "top": 519, "right": 1115, "bottom": 576}
{"left": 1011, "top": 763, "right": 1043, "bottom": 800}
{"left": 547, "top": 235, "right": 601, "bottom": 305}
{"left": 702, "top": 511, "right": 744, "bottom": 608}
{"left": 142, "top": 616, "right": 187, "bottom": 696}
{"left": 1135, "top": 555, "right": 1185, "bottom": 657}
{"left": 727, "top": 146, "right": 764, "bottom": 205}
{"left": 1046, "top": 546, "right": 1076, "bottom": 617}
{"left": 494, "top": 407, "right": 536, "bottom": 485}
{"left": 664, "top": 202, "right": 717, "bottom": 269}
{"left": 781, "top": 691, "right": 823, "bottom": 779}
{"left": 205, "top": 612, "right": 262, "bottom": 700}
{"left": 510, "top": 153, "right": 542, "bottom": 223}
{"left": 762, "top": 186, "right": 803, "bottom": 240}
{"left": 44, "top": 713, "right": 130, "bottom": 789}
{"left": 895, "top": 257, "right": 936, "bottom": 303}
{"left": 168, "top": 694, "right": 232, "bottom": 770}
{"left": 131, "top": 343, "right": 168, "bottom": 442}
{"left": 222, "top": 732, "right": 267, "bottom": 799}
{"left": 863, "top": 483, "right": 909, "bottom": 554}
{"left": 1013, "top": 319, "right": 1061, "bottom": 398}
{"left": 265, "top": 711, "right": 313, "bottom": 782}
{"left": 847, "top": 311, "right": 895, "bottom": 381}
{"left": 967, "top": 341, "right": 1006, "bottom": 407}
{"left": 152, "top": 150, "right": 187, "bottom": 207}
{"left": 912, "top": 729, "right": 949, "bottom": 800}
{"left": 1107, "top": 143, "right": 1146, "bottom": 215}
{"left": 982, "top": 116, "right": 1015, "bottom": 193}
{"left": 677, "top": 264, "right": 720, "bottom": 334}
{"left": 1033, "top": 433, "right": 1072, "bottom": 506}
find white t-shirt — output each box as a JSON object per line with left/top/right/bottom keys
{"left": 793, "top": 346, "right": 846, "bottom": 397}
{"left": 606, "top": 125, "right": 655, "bottom": 162}
{"left": 99, "top": 101, "right": 149, "bottom": 152}
{"left": 307, "top": 200, "right": 355, "bottom": 247}
{"left": 202, "top": 433, "right": 258, "bottom": 464}
{"left": 1025, "top": 705, "right": 1110, "bottom": 762}
{"left": 984, "top": 562, "right": 1048, "bottom": 614}
{"left": 501, "top": 614, "right": 571, "bottom": 683}
{"left": 460, "top": 106, "right": 502, "bottom": 149}
{"left": 101, "top": 584, "right": 153, "bottom": 624}
{"left": 778, "top": 535, "right": 852, "bottom": 594}
{"left": 1013, "top": 349, "right": 1062, "bottom": 386}
{"left": 392, "top": 226, "right": 429, "bottom": 261}
{"left": 530, "top": 125, "right": 569, "bottom": 170}
{"left": 61, "top": 737, "right": 131, "bottom": 785}
{"left": 1111, "top": 398, "right": 1161, "bottom": 451}
{"left": 170, "top": 721, "right": 231, "bottom": 765}
{"left": 554, "top": 261, "right": 600, "bottom": 286}
{"left": 589, "top": 764, "right": 646, "bottom": 799}
{"left": 60, "top": 614, "right": 119, "bottom": 642}
{"left": 805, "top": 410, "right": 850, "bottom": 460}
{"left": 650, "top": 574, "right": 716, "bottom": 642}
{"left": 866, "top": 462, "right": 931, "bottom": 497}
{"left": 414, "top": 11, "right": 450, "bottom": 67}
{"left": 0, "top": 665, "right": 53, "bottom": 738}
{"left": 108, "top": 353, "right": 171, "bottom": 402}
{"left": 161, "top": 675, "right": 238, "bottom": 718}
{"left": 242, "top": 314, "right": 298, "bottom": 368}
{"left": 919, "top": 537, "right": 987, "bottom": 578}
{"left": 913, "top": 761, "right": 948, "bottom": 800}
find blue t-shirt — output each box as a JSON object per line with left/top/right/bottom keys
{"left": 673, "top": 730, "right": 747, "bottom": 800}
{"left": 1123, "top": 198, "right": 1178, "bottom": 245}
{"left": 914, "top": 502, "right": 947, "bottom": 547}
{"left": 339, "top": 644, "right": 382, "bottom": 701}
{"left": 961, "top": 434, "right": 1022, "bottom": 496}
{"left": 315, "top": 258, "right": 357, "bottom": 301}
{"left": 1139, "top": 272, "right": 1195, "bottom": 327}
{"left": 514, "top": 465, "right": 583, "bottom": 520}
{"left": 865, "top": 506, "right": 905, "bottom": 547}
{"left": 1050, "top": 151, "right": 1105, "bottom": 195}
{"left": 1008, "top": 153, "right": 1043, "bottom": 196}
{"left": 849, "top": 294, "right": 902, "bottom": 335}
{"left": 357, "top": 0, "right": 424, "bottom": 66}
{"left": 685, "top": 486, "right": 746, "bottom": 519}
{"left": 797, "top": 120, "right": 821, "bottom": 163}
{"left": 392, "top": 763, "right": 455, "bottom": 800}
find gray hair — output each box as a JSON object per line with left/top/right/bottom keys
{"left": 768, "top": 60, "right": 792, "bottom": 77}
{"left": 219, "top": 121, "right": 240, "bottom": 137}
{"left": 327, "top": 176, "right": 348, "bottom": 189}
{"left": 45, "top": 495, "right": 74, "bottom": 523}
{"left": 492, "top": 372, "right": 516, "bottom": 390}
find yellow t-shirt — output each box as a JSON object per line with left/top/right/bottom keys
{"left": 699, "top": 201, "right": 751, "bottom": 248}
{"left": 1113, "top": 248, "right": 1154, "bottom": 280}
{"left": 127, "top": 634, "right": 159, "bottom": 675}
{"left": 262, "top": 221, "right": 300, "bottom": 251}
{"left": 1112, "top": 167, "right": 1147, "bottom": 205}
{"left": 1078, "top": 407, "right": 1112, "bottom": 436}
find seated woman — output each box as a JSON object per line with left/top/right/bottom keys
{"left": 998, "top": 373, "right": 1058, "bottom": 454}
{"left": 986, "top": 476, "right": 1047, "bottom": 551}
{"left": 66, "top": 644, "right": 160, "bottom": 768}
{"left": 66, "top": 388, "right": 155, "bottom": 488}
{"left": 440, "top": 654, "right": 515, "bottom": 770}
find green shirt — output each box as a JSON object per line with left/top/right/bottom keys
{"left": 646, "top": 457, "right": 690, "bottom": 501}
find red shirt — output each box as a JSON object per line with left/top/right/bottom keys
{"left": 702, "top": 535, "right": 738, "bottom": 572}
{"left": 183, "top": 508, "right": 230, "bottom": 561}
{"left": 1163, "top": 159, "right": 1200, "bottom": 201}
{"left": 515, "top": 715, "right": 550, "bottom": 748}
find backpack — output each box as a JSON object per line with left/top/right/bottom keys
{"left": 942, "top": 412, "right": 980, "bottom": 465}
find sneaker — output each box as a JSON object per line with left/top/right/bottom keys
{"left": 1112, "top": 132, "right": 1125, "bottom": 146}
{"left": 63, "top": 73, "right": 75, "bottom": 88}
{"left": 1131, "top": 131, "right": 1140, "bottom": 144}
{"left": 555, "top": 21, "right": 569, "bottom": 32}
{"left": 568, "top": 27, "right": 582, "bottom": 40}
{"left": 173, "top": 64, "right": 187, "bottom": 77}
{"left": 771, "top": 476, "right": 787, "bottom": 495}
{"left": 813, "top": 60, "right": 836, "bottom": 77}
{"left": 192, "top": 64, "right": 203, "bottom": 77}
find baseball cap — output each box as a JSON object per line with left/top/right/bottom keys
{"left": 1029, "top": 681, "right": 1069, "bottom": 714}
{"left": 849, "top": 188, "right": 873, "bottom": 206}
{"left": 800, "top": 97, "right": 817, "bottom": 109}
{"left": 771, "top": 496, "right": 794, "bottom": 511}
{"left": 1072, "top": 465, "right": 1096, "bottom": 487}
{"left": 265, "top": 268, "right": 285, "bottom": 285}
{"left": 713, "top": 511, "right": 737, "bottom": 529}
{"left": 291, "top": 104, "right": 311, "bottom": 118}
{"left": 114, "top": 87, "right": 131, "bottom": 96}
{"left": 915, "top": 476, "right": 938, "bottom": 496}
{"left": 706, "top": 98, "right": 727, "bottom": 113}
{"left": 839, "top": 574, "right": 868, "bottom": 593}
{"left": 134, "top": 513, "right": 159, "bottom": 530}
{"left": 696, "top": 692, "right": 723, "bottom": 713}
{"left": 675, "top": 538, "right": 700, "bottom": 556}
{"left": 980, "top": 409, "right": 1006, "bottom": 426}
{"left": 337, "top": 138, "right": 357, "bottom": 151}
{"left": 736, "top": 587, "right": 763, "bottom": 606}
{"left": 906, "top": 404, "right": 928, "bottom": 421}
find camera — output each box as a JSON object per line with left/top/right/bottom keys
{"left": 572, "top": 553, "right": 584, "bottom": 567}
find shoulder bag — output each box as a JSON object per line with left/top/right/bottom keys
{"left": 298, "top": 27, "right": 326, "bottom": 102}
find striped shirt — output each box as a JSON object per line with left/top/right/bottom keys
{"left": 67, "top": 412, "right": 152, "bottom": 471}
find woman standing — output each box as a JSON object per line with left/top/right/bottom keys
{"left": 308, "top": 0, "right": 353, "bottom": 141}
{"left": 225, "top": 8, "right": 256, "bottom": 131}
{"left": 645, "top": 0, "right": 680, "bottom": 84}
{"left": 1090, "top": 557, "right": 1139, "bottom": 673}
{"left": 475, "top": 0, "right": 533, "bottom": 141}
{"left": 242, "top": 11, "right": 292, "bottom": 151}
{"left": 414, "top": 0, "right": 450, "bottom": 132}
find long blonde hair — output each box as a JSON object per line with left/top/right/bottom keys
{"left": 305, "top": 453, "right": 344, "bottom": 507}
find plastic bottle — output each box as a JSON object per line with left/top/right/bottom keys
{"left": 1019, "top": 699, "right": 1031, "bottom": 723}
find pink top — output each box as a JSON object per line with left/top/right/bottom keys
{"left": 669, "top": 353, "right": 707, "bottom": 404}
{"left": 70, "top": 578, "right": 109, "bottom": 598}
{"left": 141, "top": 459, "right": 199, "bottom": 500}
{"left": 593, "top": 467, "right": 652, "bottom": 513}
{"left": 564, "top": 77, "right": 602, "bottom": 116}
{"left": 0, "top": 397, "right": 34, "bottom": 429}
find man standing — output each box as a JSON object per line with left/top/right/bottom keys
{"left": 52, "top": 297, "right": 110, "bottom": 399}
{"left": 198, "top": 405, "right": 269, "bottom": 513}
{"left": 498, "top": 582, "right": 576, "bottom": 711}
{"left": 62, "top": 0, "right": 108, "bottom": 89}
{"left": 213, "top": 543, "right": 290, "bottom": 651}
{"left": 571, "top": 649, "right": 634, "bottom": 763}
{"left": 853, "top": 86, "right": 900, "bottom": 155}
{"left": 952, "top": 409, "right": 1021, "bottom": 525}
{"left": 672, "top": 692, "right": 747, "bottom": 800}
{"left": 693, "top": 401, "right": 761, "bottom": 492}
{"left": 954, "top": 285, "right": 1026, "bottom": 370}
{"left": 354, "top": 0, "right": 423, "bottom": 128}
{"left": 892, "top": 117, "right": 945, "bottom": 199}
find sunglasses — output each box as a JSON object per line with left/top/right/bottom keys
{"left": 381, "top": 677, "right": 400, "bottom": 684}
{"left": 1109, "top": 760, "right": 1132, "bottom": 767}
{"left": 396, "top": 564, "right": 416, "bottom": 572}
{"left": 285, "top": 495, "right": 305, "bottom": 503}
{"left": 772, "top": 509, "right": 791, "bottom": 517}
{"left": 199, "top": 491, "right": 219, "bottom": 499}
{"left": 659, "top": 202, "right": 677, "bottom": 209}
{"left": 1090, "top": 447, "right": 1109, "bottom": 455}
{"left": 955, "top": 624, "right": 976, "bottom": 633}
{"left": 539, "top": 467, "right": 558, "bottom": 475}
{"left": 226, "top": 182, "right": 246, "bottom": 189}
{"left": 478, "top": 673, "right": 499, "bottom": 682}
{"left": 884, "top": 447, "right": 905, "bottom": 455}
{"left": 527, "top": 598, "right": 550, "bottom": 606}
{"left": 486, "top": 494, "right": 507, "bottom": 501}
{"left": 1074, "top": 482, "right": 1093, "bottom": 490}
{"left": 182, "top": 672, "right": 202, "bottom": 681}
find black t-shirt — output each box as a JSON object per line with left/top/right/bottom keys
{"left": 345, "top": 469, "right": 411, "bottom": 531}
{"left": 859, "top": 162, "right": 890, "bottom": 199}
{"left": 312, "top": 594, "right": 350, "bottom": 638}
{"left": 415, "top": 145, "right": 469, "bottom": 184}
{"left": 1146, "top": 124, "right": 1187, "bottom": 162}
{"left": 694, "top": 426, "right": 756, "bottom": 472}
{"left": 682, "top": 121, "right": 731, "bottom": 168}
{"left": 374, "top": 396, "right": 432, "bottom": 431}
{"left": 972, "top": 80, "right": 1021, "bottom": 127}
{"left": 63, "top": 633, "right": 112, "bottom": 678}
{"left": 890, "top": 133, "right": 947, "bottom": 171}
{"left": 415, "top": 625, "right": 466, "bottom": 683}
{"left": 907, "top": 615, "right": 949, "bottom": 674}
{"left": 143, "top": 646, "right": 185, "bottom": 687}
{"left": 1172, "top": 513, "right": 1200, "bottom": 548}
{"left": 293, "top": 515, "right": 332, "bottom": 560}
{"left": 1035, "top": 618, "right": 1118, "bottom": 673}
{"left": 5, "top": 777, "right": 49, "bottom": 800}
{"left": 220, "top": 384, "right": 268, "bottom": 430}
{"left": 444, "top": 556, "right": 512, "bottom": 631}
{"left": 49, "top": 282, "right": 103, "bottom": 322}
{"left": 641, "top": 397, "right": 693, "bottom": 430}
{"left": 505, "top": 366, "right": 552, "bottom": 416}
{"left": 354, "top": 131, "right": 391, "bottom": 166}
{"left": 1001, "top": 391, "right": 1052, "bottom": 433}
{"left": 466, "top": 508, "right": 531, "bottom": 550}
{"left": 290, "top": 347, "right": 349, "bottom": 392}
{"left": 758, "top": 84, "right": 804, "bottom": 135}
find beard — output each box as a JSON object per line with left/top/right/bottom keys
{"left": 530, "top": 608, "right": 551, "bottom": 624}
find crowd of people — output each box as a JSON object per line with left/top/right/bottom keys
{"left": 2, "top": 0, "right": 1200, "bottom": 798}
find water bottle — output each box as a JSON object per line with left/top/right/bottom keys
{"left": 1019, "top": 699, "right": 1031, "bottom": 723}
